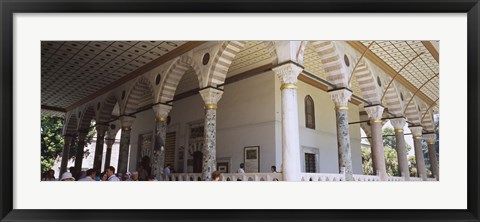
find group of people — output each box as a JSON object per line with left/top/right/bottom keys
{"left": 41, "top": 163, "right": 278, "bottom": 182}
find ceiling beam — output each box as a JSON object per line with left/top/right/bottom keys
{"left": 347, "top": 41, "right": 435, "bottom": 105}
{"left": 41, "top": 105, "right": 66, "bottom": 113}
{"left": 421, "top": 41, "right": 439, "bottom": 63}
{"left": 66, "top": 41, "right": 207, "bottom": 111}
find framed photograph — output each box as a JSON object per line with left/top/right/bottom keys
{"left": 244, "top": 146, "right": 260, "bottom": 173}
{"left": 1, "top": 0, "right": 480, "bottom": 222}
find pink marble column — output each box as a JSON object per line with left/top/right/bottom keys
{"left": 73, "top": 131, "right": 88, "bottom": 175}
{"left": 410, "top": 126, "right": 427, "bottom": 181}
{"left": 364, "top": 105, "right": 387, "bottom": 181}
{"left": 93, "top": 124, "right": 108, "bottom": 174}
{"left": 390, "top": 118, "right": 410, "bottom": 181}
{"left": 423, "top": 133, "right": 439, "bottom": 180}
{"left": 272, "top": 63, "right": 303, "bottom": 182}
{"left": 59, "top": 135, "right": 73, "bottom": 177}
{"left": 117, "top": 116, "right": 135, "bottom": 174}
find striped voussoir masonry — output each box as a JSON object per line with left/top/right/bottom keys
{"left": 78, "top": 105, "right": 96, "bottom": 130}
{"left": 124, "top": 77, "right": 154, "bottom": 114}
{"left": 352, "top": 60, "right": 381, "bottom": 104}
{"left": 97, "top": 95, "right": 118, "bottom": 124}
{"left": 208, "top": 41, "right": 247, "bottom": 87}
{"left": 310, "top": 41, "right": 348, "bottom": 88}
{"left": 404, "top": 96, "right": 421, "bottom": 125}
{"left": 64, "top": 113, "right": 78, "bottom": 135}
{"left": 383, "top": 82, "right": 403, "bottom": 116}
{"left": 159, "top": 56, "right": 200, "bottom": 104}
{"left": 421, "top": 108, "right": 435, "bottom": 131}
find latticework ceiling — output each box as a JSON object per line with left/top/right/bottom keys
{"left": 359, "top": 41, "right": 439, "bottom": 112}
{"left": 41, "top": 41, "right": 186, "bottom": 109}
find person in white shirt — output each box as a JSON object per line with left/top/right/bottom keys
{"left": 237, "top": 163, "right": 245, "bottom": 173}
{"left": 78, "top": 169, "right": 96, "bottom": 181}
{"left": 106, "top": 166, "right": 120, "bottom": 181}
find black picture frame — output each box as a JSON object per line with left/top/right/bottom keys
{"left": 1, "top": 0, "right": 479, "bottom": 221}
{"left": 244, "top": 146, "right": 260, "bottom": 173}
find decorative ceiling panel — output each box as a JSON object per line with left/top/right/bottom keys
{"left": 41, "top": 41, "right": 186, "bottom": 109}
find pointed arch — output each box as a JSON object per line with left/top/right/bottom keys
{"left": 124, "top": 77, "right": 154, "bottom": 114}
{"left": 156, "top": 55, "right": 201, "bottom": 103}
{"left": 205, "top": 41, "right": 247, "bottom": 87}
{"left": 304, "top": 95, "right": 315, "bottom": 129}
{"left": 383, "top": 81, "right": 404, "bottom": 117}
{"left": 403, "top": 95, "right": 421, "bottom": 125}
{"left": 309, "top": 41, "right": 349, "bottom": 88}
{"left": 63, "top": 112, "right": 78, "bottom": 135}
{"left": 352, "top": 60, "right": 382, "bottom": 104}
{"left": 78, "top": 105, "right": 96, "bottom": 131}
{"left": 98, "top": 94, "right": 119, "bottom": 124}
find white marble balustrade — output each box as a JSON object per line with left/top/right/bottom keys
{"left": 386, "top": 176, "right": 405, "bottom": 181}
{"left": 220, "top": 173, "right": 282, "bottom": 181}
{"left": 353, "top": 174, "right": 381, "bottom": 181}
{"left": 301, "top": 173, "right": 346, "bottom": 181}
{"left": 163, "top": 173, "right": 203, "bottom": 181}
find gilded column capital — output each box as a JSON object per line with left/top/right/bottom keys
{"left": 409, "top": 126, "right": 423, "bottom": 138}
{"left": 272, "top": 62, "right": 303, "bottom": 85}
{"left": 390, "top": 118, "right": 406, "bottom": 130}
{"left": 329, "top": 88, "right": 352, "bottom": 108}
{"left": 423, "top": 133, "right": 437, "bottom": 144}
{"left": 364, "top": 105, "right": 384, "bottom": 121}
{"left": 152, "top": 103, "right": 172, "bottom": 122}
{"left": 199, "top": 87, "right": 224, "bottom": 108}
{"left": 120, "top": 116, "right": 136, "bottom": 130}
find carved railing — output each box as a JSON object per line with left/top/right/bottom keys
{"left": 163, "top": 173, "right": 203, "bottom": 181}
{"left": 301, "top": 173, "right": 346, "bottom": 181}
{"left": 387, "top": 176, "right": 405, "bottom": 181}
{"left": 220, "top": 173, "right": 282, "bottom": 181}
{"left": 353, "top": 174, "right": 381, "bottom": 181}
{"left": 409, "top": 177, "right": 424, "bottom": 181}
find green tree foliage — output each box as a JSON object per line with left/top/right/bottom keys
{"left": 408, "top": 155, "right": 417, "bottom": 177}
{"left": 382, "top": 127, "right": 412, "bottom": 153}
{"left": 384, "top": 146, "right": 398, "bottom": 176}
{"left": 41, "top": 115, "right": 96, "bottom": 174}
{"left": 361, "top": 146, "right": 373, "bottom": 175}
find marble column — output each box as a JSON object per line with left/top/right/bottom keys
{"left": 74, "top": 131, "right": 88, "bottom": 176}
{"left": 117, "top": 116, "right": 135, "bottom": 174}
{"left": 92, "top": 124, "right": 108, "bottom": 174}
{"left": 103, "top": 138, "right": 115, "bottom": 172}
{"left": 272, "top": 63, "right": 303, "bottom": 181}
{"left": 329, "top": 88, "right": 354, "bottom": 181}
{"left": 390, "top": 118, "right": 410, "bottom": 181}
{"left": 410, "top": 126, "right": 427, "bottom": 181}
{"left": 59, "top": 135, "right": 73, "bottom": 177}
{"left": 199, "top": 87, "right": 224, "bottom": 181}
{"left": 364, "top": 105, "right": 387, "bottom": 181}
{"left": 423, "top": 133, "right": 439, "bottom": 180}
{"left": 152, "top": 103, "right": 172, "bottom": 180}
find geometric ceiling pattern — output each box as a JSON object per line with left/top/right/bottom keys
{"left": 359, "top": 41, "right": 439, "bottom": 112}
{"left": 41, "top": 41, "right": 186, "bottom": 108}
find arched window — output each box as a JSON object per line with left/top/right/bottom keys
{"left": 305, "top": 95, "right": 315, "bottom": 129}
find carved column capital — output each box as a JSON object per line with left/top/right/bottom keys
{"left": 409, "top": 126, "right": 423, "bottom": 138}
{"left": 329, "top": 88, "right": 352, "bottom": 108}
{"left": 272, "top": 63, "right": 303, "bottom": 85}
{"left": 423, "top": 133, "right": 437, "bottom": 144}
{"left": 95, "top": 124, "right": 108, "bottom": 136}
{"left": 390, "top": 118, "right": 406, "bottom": 130}
{"left": 152, "top": 103, "right": 172, "bottom": 122}
{"left": 199, "top": 87, "right": 224, "bottom": 109}
{"left": 120, "top": 116, "right": 135, "bottom": 131}
{"left": 364, "top": 105, "right": 384, "bottom": 122}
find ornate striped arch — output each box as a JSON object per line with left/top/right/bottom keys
{"left": 204, "top": 41, "right": 247, "bottom": 87}
{"left": 383, "top": 81, "right": 404, "bottom": 117}
{"left": 156, "top": 55, "right": 201, "bottom": 103}
{"left": 403, "top": 95, "right": 422, "bottom": 125}
{"left": 78, "top": 105, "right": 96, "bottom": 131}
{"left": 352, "top": 60, "right": 382, "bottom": 104}
{"left": 63, "top": 112, "right": 78, "bottom": 136}
{"left": 97, "top": 94, "right": 119, "bottom": 124}
{"left": 421, "top": 106, "right": 435, "bottom": 132}
{"left": 124, "top": 77, "right": 154, "bottom": 115}
{"left": 309, "top": 41, "right": 349, "bottom": 88}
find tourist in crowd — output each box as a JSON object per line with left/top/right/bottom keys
{"left": 100, "top": 172, "right": 108, "bottom": 181}
{"left": 212, "top": 171, "right": 221, "bottom": 181}
{"left": 106, "top": 166, "right": 120, "bottom": 181}
{"left": 148, "top": 174, "right": 158, "bottom": 181}
{"left": 138, "top": 164, "right": 148, "bottom": 181}
{"left": 237, "top": 163, "right": 245, "bottom": 173}
{"left": 164, "top": 164, "right": 171, "bottom": 175}
{"left": 78, "top": 169, "right": 96, "bottom": 181}
{"left": 123, "top": 172, "right": 132, "bottom": 181}
{"left": 60, "top": 172, "right": 75, "bottom": 181}
{"left": 271, "top": 166, "right": 277, "bottom": 173}
{"left": 131, "top": 171, "right": 139, "bottom": 181}
{"left": 78, "top": 170, "right": 87, "bottom": 180}
{"left": 41, "top": 169, "right": 56, "bottom": 181}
